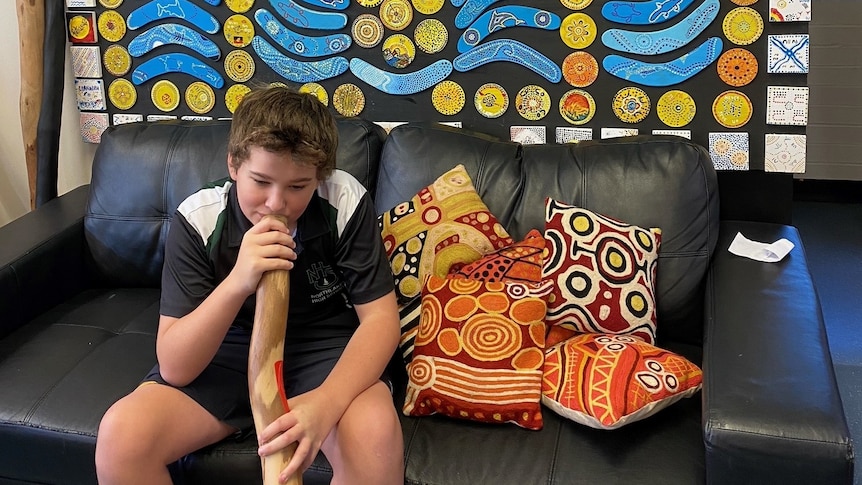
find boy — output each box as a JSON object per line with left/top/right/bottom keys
{"left": 95, "top": 86, "right": 404, "bottom": 485}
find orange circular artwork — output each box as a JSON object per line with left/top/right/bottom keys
{"left": 559, "top": 89, "right": 596, "bottom": 125}
{"left": 562, "top": 51, "right": 599, "bottom": 87}
{"left": 716, "top": 48, "right": 758, "bottom": 87}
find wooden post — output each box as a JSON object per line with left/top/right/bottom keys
{"left": 17, "top": 0, "right": 45, "bottom": 210}
{"left": 249, "top": 215, "right": 302, "bottom": 485}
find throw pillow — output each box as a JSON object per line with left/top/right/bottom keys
{"left": 542, "top": 333, "right": 703, "bottom": 430}
{"left": 449, "top": 229, "right": 546, "bottom": 283}
{"left": 542, "top": 198, "right": 661, "bottom": 345}
{"left": 378, "top": 164, "right": 513, "bottom": 305}
{"left": 403, "top": 275, "right": 553, "bottom": 430}
{"left": 395, "top": 230, "right": 547, "bottom": 366}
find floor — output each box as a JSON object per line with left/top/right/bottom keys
{"left": 792, "top": 179, "right": 862, "bottom": 484}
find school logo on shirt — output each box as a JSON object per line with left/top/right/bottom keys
{"left": 307, "top": 262, "right": 343, "bottom": 303}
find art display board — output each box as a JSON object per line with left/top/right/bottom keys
{"left": 64, "top": 0, "right": 810, "bottom": 172}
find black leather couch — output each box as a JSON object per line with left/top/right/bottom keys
{"left": 0, "top": 119, "right": 853, "bottom": 485}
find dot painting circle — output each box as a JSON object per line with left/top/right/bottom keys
{"left": 411, "top": 0, "right": 444, "bottom": 15}
{"left": 99, "top": 0, "right": 123, "bottom": 7}
{"left": 224, "top": 14, "right": 255, "bottom": 48}
{"left": 560, "top": 13, "right": 597, "bottom": 49}
{"left": 474, "top": 83, "right": 509, "bottom": 119}
{"left": 224, "top": 49, "right": 255, "bottom": 83}
{"left": 300, "top": 82, "right": 329, "bottom": 106}
{"left": 358, "top": 0, "right": 384, "bottom": 7}
{"left": 716, "top": 48, "right": 758, "bottom": 87}
{"left": 730, "top": 0, "right": 758, "bottom": 5}
{"left": 414, "top": 18, "right": 448, "bottom": 54}
{"left": 103, "top": 44, "right": 131, "bottom": 76}
{"left": 515, "top": 85, "right": 551, "bottom": 121}
{"left": 712, "top": 90, "right": 753, "bottom": 128}
{"left": 352, "top": 14, "right": 385, "bottom": 48}
{"left": 656, "top": 90, "right": 696, "bottom": 128}
{"left": 380, "top": 0, "right": 413, "bottom": 31}
{"left": 151, "top": 80, "right": 180, "bottom": 112}
{"left": 97, "top": 10, "right": 126, "bottom": 42}
{"left": 560, "top": 0, "right": 593, "bottom": 9}
{"left": 562, "top": 51, "right": 598, "bottom": 88}
{"left": 225, "top": 83, "right": 251, "bottom": 113}
{"left": 382, "top": 34, "right": 415, "bottom": 68}
{"left": 612, "top": 86, "right": 651, "bottom": 123}
{"left": 225, "top": 0, "right": 254, "bottom": 13}
{"left": 432, "top": 80, "right": 466, "bottom": 115}
{"left": 559, "top": 89, "right": 596, "bottom": 125}
{"left": 108, "top": 78, "right": 136, "bottom": 110}
{"left": 333, "top": 83, "right": 366, "bottom": 117}
{"left": 723, "top": 7, "right": 764, "bottom": 46}
{"left": 185, "top": 82, "right": 216, "bottom": 114}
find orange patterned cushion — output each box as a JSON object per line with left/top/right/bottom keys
{"left": 378, "top": 164, "right": 514, "bottom": 305}
{"left": 404, "top": 275, "right": 553, "bottom": 430}
{"left": 449, "top": 229, "right": 546, "bottom": 283}
{"left": 543, "top": 198, "right": 661, "bottom": 345}
{"left": 542, "top": 334, "right": 702, "bottom": 430}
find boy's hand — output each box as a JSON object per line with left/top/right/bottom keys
{"left": 231, "top": 217, "right": 296, "bottom": 296}
{"left": 257, "top": 388, "right": 341, "bottom": 483}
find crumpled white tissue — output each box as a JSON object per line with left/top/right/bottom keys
{"left": 728, "top": 232, "right": 795, "bottom": 263}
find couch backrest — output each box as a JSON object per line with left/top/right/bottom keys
{"left": 84, "top": 118, "right": 386, "bottom": 287}
{"left": 375, "top": 123, "right": 720, "bottom": 345}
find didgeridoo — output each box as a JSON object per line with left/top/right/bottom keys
{"left": 248, "top": 215, "right": 301, "bottom": 485}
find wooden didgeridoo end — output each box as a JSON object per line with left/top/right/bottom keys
{"left": 249, "top": 215, "right": 302, "bottom": 485}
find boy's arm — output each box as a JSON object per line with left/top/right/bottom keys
{"left": 157, "top": 217, "right": 295, "bottom": 386}
{"left": 318, "top": 290, "right": 400, "bottom": 413}
{"left": 257, "top": 290, "right": 400, "bottom": 475}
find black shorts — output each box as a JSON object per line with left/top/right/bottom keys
{"left": 144, "top": 326, "right": 391, "bottom": 437}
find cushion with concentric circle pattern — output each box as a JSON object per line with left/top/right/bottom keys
{"left": 542, "top": 198, "right": 661, "bottom": 346}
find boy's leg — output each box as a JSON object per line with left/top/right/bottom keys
{"left": 321, "top": 380, "right": 404, "bottom": 485}
{"left": 95, "top": 382, "right": 237, "bottom": 485}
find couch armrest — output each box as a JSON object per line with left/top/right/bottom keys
{"left": 0, "top": 186, "right": 92, "bottom": 339}
{"left": 704, "top": 220, "right": 853, "bottom": 484}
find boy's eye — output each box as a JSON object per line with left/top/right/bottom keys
{"left": 252, "top": 178, "right": 269, "bottom": 186}
{"left": 288, "top": 185, "right": 307, "bottom": 191}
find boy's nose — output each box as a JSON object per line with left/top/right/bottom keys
{"left": 265, "top": 190, "right": 286, "bottom": 212}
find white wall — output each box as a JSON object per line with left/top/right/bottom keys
{"left": 1, "top": 1, "right": 98, "bottom": 228}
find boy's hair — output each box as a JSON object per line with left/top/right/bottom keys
{"left": 228, "top": 85, "right": 338, "bottom": 180}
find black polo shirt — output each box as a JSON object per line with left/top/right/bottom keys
{"left": 160, "top": 170, "right": 394, "bottom": 347}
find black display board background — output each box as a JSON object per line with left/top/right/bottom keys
{"left": 78, "top": 0, "right": 808, "bottom": 172}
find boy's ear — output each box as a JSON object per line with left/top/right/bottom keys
{"left": 226, "top": 154, "right": 237, "bottom": 180}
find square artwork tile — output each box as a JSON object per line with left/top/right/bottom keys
{"left": 74, "top": 78, "right": 105, "bottom": 111}
{"left": 511, "top": 126, "right": 547, "bottom": 144}
{"left": 70, "top": 46, "right": 102, "bottom": 78}
{"left": 147, "top": 115, "right": 177, "bottom": 121}
{"left": 80, "top": 112, "right": 109, "bottom": 143}
{"left": 769, "top": 0, "right": 811, "bottom": 22}
{"left": 113, "top": 113, "right": 143, "bottom": 125}
{"left": 766, "top": 86, "right": 809, "bottom": 126}
{"left": 768, "top": 34, "right": 810, "bottom": 74}
{"left": 374, "top": 121, "right": 406, "bottom": 133}
{"left": 601, "top": 127, "right": 638, "bottom": 139}
{"left": 765, "top": 134, "right": 806, "bottom": 173}
{"left": 556, "top": 127, "right": 592, "bottom": 144}
{"left": 66, "top": 11, "right": 98, "bottom": 44}
{"left": 709, "top": 132, "right": 749, "bottom": 171}
{"left": 652, "top": 129, "right": 691, "bottom": 139}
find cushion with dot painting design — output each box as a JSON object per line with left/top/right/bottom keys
{"left": 542, "top": 198, "right": 661, "bottom": 346}
{"left": 403, "top": 274, "right": 552, "bottom": 430}
{"left": 378, "top": 164, "right": 513, "bottom": 306}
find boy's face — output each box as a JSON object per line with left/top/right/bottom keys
{"left": 228, "top": 146, "right": 319, "bottom": 231}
